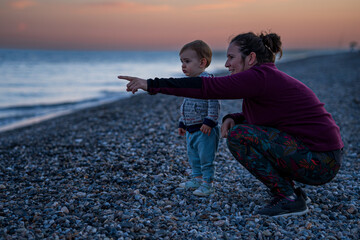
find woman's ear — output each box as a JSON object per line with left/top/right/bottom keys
{"left": 248, "top": 52, "right": 257, "bottom": 66}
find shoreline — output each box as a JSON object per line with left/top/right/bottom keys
{"left": 1, "top": 51, "right": 359, "bottom": 239}
{"left": 0, "top": 50, "right": 349, "bottom": 134}
{"left": 0, "top": 95, "right": 132, "bottom": 134}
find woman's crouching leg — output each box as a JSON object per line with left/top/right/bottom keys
{"left": 226, "top": 124, "right": 295, "bottom": 196}
{"left": 226, "top": 124, "right": 342, "bottom": 196}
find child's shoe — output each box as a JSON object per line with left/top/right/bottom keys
{"left": 193, "top": 182, "right": 214, "bottom": 196}
{"left": 179, "top": 178, "right": 202, "bottom": 189}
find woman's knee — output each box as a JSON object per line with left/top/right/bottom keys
{"left": 226, "top": 127, "right": 251, "bottom": 164}
{"left": 226, "top": 124, "right": 258, "bottom": 149}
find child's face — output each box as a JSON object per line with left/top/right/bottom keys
{"left": 180, "top": 49, "right": 205, "bottom": 77}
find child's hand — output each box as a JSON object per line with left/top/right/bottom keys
{"left": 118, "top": 75, "right": 147, "bottom": 94}
{"left": 178, "top": 128, "right": 186, "bottom": 136}
{"left": 200, "top": 124, "right": 211, "bottom": 136}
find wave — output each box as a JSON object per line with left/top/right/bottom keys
{"left": 0, "top": 89, "right": 128, "bottom": 110}
{"left": 0, "top": 98, "right": 102, "bottom": 111}
{"left": 0, "top": 92, "right": 130, "bottom": 130}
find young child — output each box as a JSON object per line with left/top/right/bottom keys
{"left": 177, "top": 40, "right": 220, "bottom": 196}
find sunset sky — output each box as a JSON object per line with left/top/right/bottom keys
{"left": 0, "top": 0, "right": 359, "bottom": 51}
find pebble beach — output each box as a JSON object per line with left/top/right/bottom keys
{"left": 1, "top": 52, "right": 359, "bottom": 239}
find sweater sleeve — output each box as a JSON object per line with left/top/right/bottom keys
{"left": 203, "top": 100, "right": 220, "bottom": 128}
{"left": 147, "top": 77, "right": 205, "bottom": 98}
{"left": 179, "top": 115, "right": 185, "bottom": 128}
{"left": 222, "top": 113, "right": 246, "bottom": 124}
{"left": 147, "top": 67, "right": 266, "bottom": 100}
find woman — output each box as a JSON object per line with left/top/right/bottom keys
{"left": 118, "top": 32, "right": 343, "bottom": 217}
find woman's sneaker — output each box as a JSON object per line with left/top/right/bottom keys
{"left": 268, "top": 187, "right": 311, "bottom": 204}
{"left": 256, "top": 191, "right": 308, "bottom": 217}
{"left": 193, "top": 182, "right": 214, "bottom": 197}
{"left": 295, "top": 187, "right": 311, "bottom": 204}
{"left": 179, "top": 178, "right": 202, "bottom": 189}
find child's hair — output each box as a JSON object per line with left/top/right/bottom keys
{"left": 180, "top": 40, "right": 212, "bottom": 67}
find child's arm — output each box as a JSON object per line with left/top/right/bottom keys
{"left": 201, "top": 100, "right": 220, "bottom": 135}
{"left": 178, "top": 121, "right": 186, "bottom": 136}
{"left": 206, "top": 100, "right": 220, "bottom": 123}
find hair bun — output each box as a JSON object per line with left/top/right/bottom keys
{"left": 230, "top": 31, "right": 283, "bottom": 63}
{"left": 260, "top": 32, "right": 282, "bottom": 56}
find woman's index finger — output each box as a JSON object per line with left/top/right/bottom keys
{"left": 117, "top": 75, "right": 134, "bottom": 81}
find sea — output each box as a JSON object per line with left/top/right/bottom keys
{"left": 0, "top": 48, "right": 344, "bottom": 132}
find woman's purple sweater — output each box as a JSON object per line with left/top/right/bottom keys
{"left": 147, "top": 63, "right": 343, "bottom": 152}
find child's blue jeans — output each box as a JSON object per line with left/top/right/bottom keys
{"left": 186, "top": 126, "right": 220, "bottom": 183}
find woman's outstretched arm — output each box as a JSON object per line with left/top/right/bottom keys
{"left": 119, "top": 66, "right": 265, "bottom": 99}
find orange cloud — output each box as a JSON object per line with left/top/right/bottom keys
{"left": 10, "top": 0, "right": 37, "bottom": 9}
{"left": 81, "top": 1, "right": 171, "bottom": 13}
{"left": 188, "top": 0, "right": 254, "bottom": 11}
{"left": 17, "top": 22, "right": 28, "bottom": 31}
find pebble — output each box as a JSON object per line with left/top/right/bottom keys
{"left": 347, "top": 204, "right": 357, "bottom": 214}
{"left": 262, "top": 230, "right": 272, "bottom": 237}
{"left": 0, "top": 53, "right": 359, "bottom": 239}
{"left": 213, "top": 220, "right": 226, "bottom": 227}
{"left": 61, "top": 206, "right": 69, "bottom": 214}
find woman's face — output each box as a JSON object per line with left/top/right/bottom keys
{"left": 225, "top": 42, "right": 252, "bottom": 75}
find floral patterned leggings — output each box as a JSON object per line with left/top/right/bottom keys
{"left": 227, "top": 124, "right": 342, "bottom": 196}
